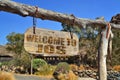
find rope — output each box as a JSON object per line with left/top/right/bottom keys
{"left": 70, "top": 14, "right": 76, "bottom": 39}
{"left": 33, "top": 6, "right": 38, "bottom": 34}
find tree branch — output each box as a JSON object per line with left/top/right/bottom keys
{"left": 0, "top": 0, "right": 120, "bottom": 29}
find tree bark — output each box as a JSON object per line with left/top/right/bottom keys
{"left": 0, "top": 0, "right": 120, "bottom": 29}
{"left": 98, "top": 29, "right": 108, "bottom": 80}
{"left": 98, "top": 24, "right": 112, "bottom": 80}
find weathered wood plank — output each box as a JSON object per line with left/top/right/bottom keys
{"left": 0, "top": 0, "right": 120, "bottom": 29}
{"left": 24, "top": 28, "right": 79, "bottom": 56}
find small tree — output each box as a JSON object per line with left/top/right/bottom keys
{"left": 6, "top": 32, "right": 24, "bottom": 57}
{"left": 6, "top": 32, "right": 31, "bottom": 73}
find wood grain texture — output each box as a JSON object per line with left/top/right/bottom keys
{"left": 0, "top": 0, "right": 120, "bottom": 29}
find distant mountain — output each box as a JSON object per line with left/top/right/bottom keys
{"left": 0, "top": 45, "right": 14, "bottom": 56}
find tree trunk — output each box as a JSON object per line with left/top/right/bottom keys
{"left": 98, "top": 24, "right": 112, "bottom": 80}
{"left": 0, "top": 0, "right": 120, "bottom": 29}
{"left": 98, "top": 29, "right": 108, "bottom": 80}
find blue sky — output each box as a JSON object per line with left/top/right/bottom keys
{"left": 0, "top": 0, "right": 120, "bottom": 45}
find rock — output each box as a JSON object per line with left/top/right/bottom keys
{"left": 107, "top": 70, "right": 120, "bottom": 80}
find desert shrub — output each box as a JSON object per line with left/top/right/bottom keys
{"left": 32, "top": 58, "right": 56, "bottom": 76}
{"left": 53, "top": 62, "right": 71, "bottom": 79}
{"left": 56, "top": 70, "right": 78, "bottom": 80}
{"left": 54, "top": 62, "right": 70, "bottom": 74}
{"left": 35, "top": 65, "right": 55, "bottom": 76}
{"left": 0, "top": 72, "right": 15, "bottom": 80}
{"left": 54, "top": 63, "right": 78, "bottom": 80}
{"left": 79, "top": 64, "right": 85, "bottom": 70}
{"left": 9, "top": 51, "right": 31, "bottom": 68}
{"left": 66, "top": 70, "right": 78, "bottom": 80}
{"left": 57, "top": 73, "right": 65, "bottom": 80}
{"left": 32, "top": 58, "right": 47, "bottom": 70}
{"left": 1, "top": 60, "right": 13, "bottom": 66}
{"left": 9, "top": 52, "right": 31, "bottom": 73}
{"left": 18, "top": 51, "right": 31, "bottom": 69}
{"left": 113, "top": 65, "right": 120, "bottom": 71}
{"left": 70, "top": 64, "right": 78, "bottom": 71}
{"left": 35, "top": 64, "right": 56, "bottom": 76}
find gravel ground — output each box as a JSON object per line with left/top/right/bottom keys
{"left": 14, "top": 74, "right": 55, "bottom": 80}
{"left": 78, "top": 78, "right": 96, "bottom": 80}
{"left": 14, "top": 74, "right": 96, "bottom": 80}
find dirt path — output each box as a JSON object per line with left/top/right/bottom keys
{"left": 14, "top": 74, "right": 96, "bottom": 80}
{"left": 14, "top": 74, "right": 55, "bottom": 80}
{"left": 78, "top": 78, "right": 96, "bottom": 80}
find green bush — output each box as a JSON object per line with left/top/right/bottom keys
{"left": 0, "top": 61, "right": 12, "bottom": 67}
{"left": 32, "top": 58, "right": 47, "bottom": 70}
{"left": 35, "top": 64, "right": 56, "bottom": 76}
{"left": 9, "top": 52, "right": 31, "bottom": 73}
{"left": 53, "top": 62, "right": 78, "bottom": 80}
{"left": 33, "top": 58, "right": 56, "bottom": 76}
{"left": 54, "top": 62, "right": 70, "bottom": 74}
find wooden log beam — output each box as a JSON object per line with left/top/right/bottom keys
{"left": 98, "top": 29, "right": 108, "bottom": 80}
{"left": 0, "top": 0, "right": 120, "bottom": 29}
{"left": 98, "top": 23, "right": 112, "bottom": 80}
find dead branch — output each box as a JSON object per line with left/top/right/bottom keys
{"left": 0, "top": 0, "right": 120, "bottom": 29}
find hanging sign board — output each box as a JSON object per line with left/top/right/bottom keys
{"left": 24, "top": 27, "right": 79, "bottom": 56}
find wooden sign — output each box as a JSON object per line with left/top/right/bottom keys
{"left": 24, "top": 27, "right": 79, "bottom": 56}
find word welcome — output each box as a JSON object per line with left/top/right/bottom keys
{"left": 25, "top": 34, "right": 77, "bottom": 54}
{"left": 24, "top": 28, "right": 79, "bottom": 56}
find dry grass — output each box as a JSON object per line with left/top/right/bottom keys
{"left": 57, "top": 73, "right": 66, "bottom": 80}
{"left": 70, "top": 64, "right": 78, "bottom": 71}
{"left": 66, "top": 70, "right": 78, "bottom": 80}
{"left": 57, "top": 70, "right": 78, "bottom": 80}
{"left": 113, "top": 65, "right": 120, "bottom": 71}
{"left": 0, "top": 72, "right": 15, "bottom": 80}
{"left": 79, "top": 64, "right": 85, "bottom": 70}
